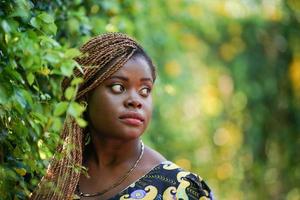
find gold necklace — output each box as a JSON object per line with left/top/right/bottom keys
{"left": 77, "top": 140, "right": 144, "bottom": 197}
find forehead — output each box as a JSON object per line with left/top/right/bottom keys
{"left": 112, "top": 56, "right": 153, "bottom": 80}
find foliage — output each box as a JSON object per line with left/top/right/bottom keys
{"left": 0, "top": 0, "right": 86, "bottom": 198}
{"left": 1, "top": 0, "right": 300, "bottom": 199}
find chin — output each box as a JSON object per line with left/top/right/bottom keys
{"left": 113, "top": 122, "right": 143, "bottom": 137}
{"left": 122, "top": 131, "right": 143, "bottom": 140}
{"left": 116, "top": 127, "right": 144, "bottom": 140}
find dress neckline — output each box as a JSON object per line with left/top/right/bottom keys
{"left": 107, "top": 160, "right": 170, "bottom": 200}
{"left": 75, "top": 161, "right": 171, "bottom": 199}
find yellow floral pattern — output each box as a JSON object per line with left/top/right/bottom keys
{"left": 109, "top": 161, "right": 213, "bottom": 200}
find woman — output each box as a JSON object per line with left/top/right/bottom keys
{"left": 30, "top": 33, "right": 213, "bottom": 200}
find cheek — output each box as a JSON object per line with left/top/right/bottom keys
{"left": 144, "top": 98, "right": 153, "bottom": 121}
{"left": 88, "top": 93, "right": 119, "bottom": 122}
{"left": 87, "top": 100, "right": 119, "bottom": 133}
{"left": 90, "top": 89, "right": 119, "bottom": 109}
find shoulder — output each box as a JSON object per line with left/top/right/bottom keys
{"left": 142, "top": 146, "right": 166, "bottom": 168}
{"left": 154, "top": 161, "right": 214, "bottom": 200}
{"left": 144, "top": 146, "right": 166, "bottom": 162}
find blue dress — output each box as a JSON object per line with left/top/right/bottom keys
{"left": 107, "top": 161, "right": 213, "bottom": 200}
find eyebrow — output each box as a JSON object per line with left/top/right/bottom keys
{"left": 109, "top": 75, "right": 153, "bottom": 83}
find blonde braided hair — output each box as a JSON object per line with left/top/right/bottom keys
{"left": 30, "top": 32, "right": 156, "bottom": 199}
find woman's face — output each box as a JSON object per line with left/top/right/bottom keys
{"left": 87, "top": 56, "right": 154, "bottom": 140}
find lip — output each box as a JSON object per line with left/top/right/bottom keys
{"left": 119, "top": 112, "right": 145, "bottom": 126}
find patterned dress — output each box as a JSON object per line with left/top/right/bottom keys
{"left": 107, "top": 161, "right": 213, "bottom": 200}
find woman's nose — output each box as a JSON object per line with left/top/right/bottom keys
{"left": 124, "top": 95, "right": 142, "bottom": 109}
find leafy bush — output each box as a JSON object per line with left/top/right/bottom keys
{"left": 1, "top": 0, "right": 300, "bottom": 199}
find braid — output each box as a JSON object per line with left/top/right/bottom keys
{"left": 30, "top": 32, "right": 156, "bottom": 199}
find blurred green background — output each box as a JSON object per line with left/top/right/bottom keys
{"left": 1, "top": 0, "right": 300, "bottom": 199}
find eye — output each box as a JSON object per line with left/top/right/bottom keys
{"left": 110, "top": 84, "right": 125, "bottom": 93}
{"left": 140, "top": 87, "right": 151, "bottom": 97}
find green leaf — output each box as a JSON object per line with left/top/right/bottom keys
{"left": 67, "top": 102, "right": 85, "bottom": 118}
{"left": 6, "top": 68, "right": 24, "bottom": 84}
{"left": 33, "top": 85, "right": 40, "bottom": 92}
{"left": 21, "top": 89, "right": 33, "bottom": 108}
{"left": 65, "top": 87, "right": 75, "bottom": 100}
{"left": 54, "top": 102, "right": 69, "bottom": 116}
{"left": 38, "top": 13, "right": 54, "bottom": 24}
{"left": 9, "top": 0, "right": 33, "bottom": 19}
{"left": 39, "top": 36, "right": 60, "bottom": 47}
{"left": 30, "top": 17, "right": 40, "bottom": 29}
{"left": 46, "top": 23, "right": 57, "bottom": 35}
{"left": 26, "top": 73, "right": 35, "bottom": 85}
{"left": 60, "top": 60, "right": 75, "bottom": 76}
{"left": 10, "top": 59, "right": 18, "bottom": 69}
{"left": 75, "top": 117, "right": 87, "bottom": 127}
{"left": 65, "top": 48, "right": 81, "bottom": 58}
{"left": 15, "top": 168, "right": 26, "bottom": 176}
{"left": 51, "top": 117, "right": 63, "bottom": 132}
{"left": 15, "top": 90, "right": 28, "bottom": 108}
{"left": 1, "top": 20, "right": 11, "bottom": 33}
{"left": 20, "top": 56, "right": 34, "bottom": 70}
{"left": 32, "top": 112, "right": 48, "bottom": 125}
{"left": 0, "top": 84, "right": 10, "bottom": 104}
{"left": 44, "top": 52, "right": 61, "bottom": 64}
{"left": 71, "top": 77, "right": 83, "bottom": 86}
{"left": 68, "top": 18, "right": 80, "bottom": 34}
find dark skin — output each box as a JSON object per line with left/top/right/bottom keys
{"left": 79, "top": 55, "right": 166, "bottom": 200}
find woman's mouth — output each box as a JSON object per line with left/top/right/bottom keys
{"left": 119, "top": 112, "right": 144, "bottom": 126}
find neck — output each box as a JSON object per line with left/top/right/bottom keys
{"left": 84, "top": 132, "right": 142, "bottom": 168}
